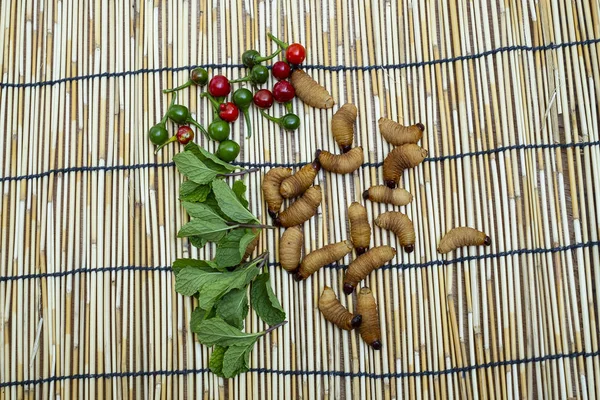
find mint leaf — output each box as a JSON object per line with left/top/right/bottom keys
{"left": 175, "top": 267, "right": 221, "bottom": 296}
{"left": 173, "top": 151, "right": 219, "bottom": 184}
{"left": 204, "top": 193, "right": 232, "bottom": 221}
{"left": 215, "top": 229, "right": 258, "bottom": 268}
{"left": 222, "top": 344, "right": 253, "bottom": 378}
{"left": 251, "top": 273, "right": 286, "bottom": 325}
{"left": 211, "top": 179, "right": 258, "bottom": 223}
{"left": 178, "top": 219, "right": 232, "bottom": 241}
{"left": 189, "top": 236, "right": 208, "bottom": 249}
{"left": 216, "top": 288, "right": 249, "bottom": 329}
{"left": 209, "top": 345, "right": 227, "bottom": 377}
{"left": 172, "top": 258, "right": 223, "bottom": 275}
{"left": 179, "top": 181, "right": 211, "bottom": 202}
{"left": 197, "top": 264, "right": 260, "bottom": 310}
{"left": 190, "top": 306, "right": 215, "bottom": 332}
{"left": 232, "top": 180, "right": 249, "bottom": 208}
{"left": 178, "top": 202, "right": 232, "bottom": 241}
{"left": 195, "top": 317, "right": 260, "bottom": 346}
{"left": 185, "top": 142, "right": 241, "bottom": 172}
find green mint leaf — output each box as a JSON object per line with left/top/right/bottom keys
{"left": 175, "top": 267, "right": 223, "bottom": 296}
{"left": 195, "top": 317, "right": 260, "bottom": 347}
{"left": 179, "top": 181, "right": 211, "bottom": 203}
{"left": 190, "top": 306, "right": 216, "bottom": 333}
{"left": 211, "top": 179, "right": 258, "bottom": 223}
{"left": 196, "top": 264, "right": 260, "bottom": 310}
{"left": 232, "top": 180, "right": 249, "bottom": 208}
{"left": 215, "top": 229, "right": 258, "bottom": 268}
{"left": 204, "top": 193, "right": 232, "bottom": 221}
{"left": 172, "top": 258, "right": 224, "bottom": 275}
{"left": 177, "top": 219, "right": 233, "bottom": 241}
{"left": 185, "top": 142, "right": 241, "bottom": 172}
{"left": 188, "top": 236, "right": 208, "bottom": 249}
{"left": 250, "top": 273, "right": 286, "bottom": 325}
{"left": 173, "top": 151, "right": 219, "bottom": 184}
{"left": 216, "top": 288, "right": 249, "bottom": 330}
{"left": 178, "top": 203, "right": 232, "bottom": 242}
{"left": 222, "top": 344, "right": 253, "bottom": 378}
{"left": 209, "top": 345, "right": 227, "bottom": 377}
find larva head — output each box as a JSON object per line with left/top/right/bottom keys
{"left": 341, "top": 145, "right": 352, "bottom": 153}
{"left": 484, "top": 236, "right": 492, "bottom": 246}
{"left": 416, "top": 122, "right": 425, "bottom": 132}
{"left": 311, "top": 155, "right": 322, "bottom": 171}
{"left": 343, "top": 282, "right": 355, "bottom": 295}
{"left": 292, "top": 270, "right": 304, "bottom": 281}
{"left": 351, "top": 314, "right": 363, "bottom": 329}
{"left": 355, "top": 247, "right": 367, "bottom": 256}
{"left": 268, "top": 210, "right": 278, "bottom": 219}
{"left": 404, "top": 244, "right": 414, "bottom": 253}
{"left": 385, "top": 180, "right": 397, "bottom": 189}
{"left": 273, "top": 217, "right": 282, "bottom": 227}
{"left": 370, "top": 340, "right": 382, "bottom": 350}
{"left": 362, "top": 190, "right": 370, "bottom": 201}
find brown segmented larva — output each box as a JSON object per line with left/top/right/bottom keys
{"left": 375, "top": 211, "right": 415, "bottom": 253}
{"left": 437, "top": 227, "right": 491, "bottom": 254}
{"left": 378, "top": 117, "right": 425, "bottom": 146}
{"left": 275, "top": 186, "right": 322, "bottom": 228}
{"left": 318, "top": 286, "right": 362, "bottom": 330}
{"left": 290, "top": 69, "right": 335, "bottom": 109}
{"left": 316, "top": 147, "right": 364, "bottom": 174}
{"left": 279, "top": 160, "right": 321, "bottom": 199}
{"left": 261, "top": 167, "right": 292, "bottom": 218}
{"left": 343, "top": 246, "right": 396, "bottom": 294}
{"left": 357, "top": 287, "right": 382, "bottom": 350}
{"left": 331, "top": 103, "right": 358, "bottom": 153}
{"left": 279, "top": 227, "right": 303, "bottom": 272}
{"left": 294, "top": 240, "right": 353, "bottom": 281}
{"left": 348, "top": 202, "right": 371, "bottom": 255}
{"left": 382, "top": 144, "right": 428, "bottom": 188}
{"left": 362, "top": 185, "right": 413, "bottom": 206}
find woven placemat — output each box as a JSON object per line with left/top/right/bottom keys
{"left": 1, "top": 0, "right": 600, "bottom": 398}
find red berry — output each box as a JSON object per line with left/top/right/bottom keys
{"left": 219, "top": 102, "right": 240, "bottom": 122}
{"left": 208, "top": 75, "right": 231, "bottom": 97}
{"left": 253, "top": 89, "right": 274, "bottom": 109}
{"left": 272, "top": 81, "right": 295, "bottom": 103}
{"left": 272, "top": 61, "right": 291, "bottom": 80}
{"left": 176, "top": 126, "right": 194, "bottom": 145}
{"left": 286, "top": 43, "right": 306, "bottom": 65}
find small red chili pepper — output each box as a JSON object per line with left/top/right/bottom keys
{"left": 208, "top": 75, "right": 231, "bottom": 97}
{"left": 273, "top": 80, "right": 295, "bottom": 103}
{"left": 272, "top": 61, "right": 291, "bottom": 80}
{"left": 285, "top": 44, "right": 306, "bottom": 65}
{"left": 219, "top": 102, "right": 240, "bottom": 122}
{"left": 253, "top": 89, "right": 274, "bottom": 109}
{"left": 176, "top": 126, "right": 195, "bottom": 144}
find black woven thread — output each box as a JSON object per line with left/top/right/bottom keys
{"left": 1, "top": 140, "right": 599, "bottom": 184}
{"left": 1, "top": 38, "right": 599, "bottom": 89}
{"left": 1, "top": 240, "right": 597, "bottom": 282}
{"left": 0, "top": 350, "right": 598, "bottom": 388}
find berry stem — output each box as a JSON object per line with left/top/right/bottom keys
{"left": 243, "top": 111, "right": 253, "bottom": 138}
{"left": 163, "top": 80, "right": 192, "bottom": 93}
{"left": 267, "top": 33, "right": 289, "bottom": 49}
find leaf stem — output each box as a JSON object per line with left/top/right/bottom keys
{"left": 217, "top": 167, "right": 259, "bottom": 178}
{"left": 263, "top": 321, "right": 288, "bottom": 336}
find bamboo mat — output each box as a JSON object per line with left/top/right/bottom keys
{"left": 1, "top": 0, "right": 600, "bottom": 398}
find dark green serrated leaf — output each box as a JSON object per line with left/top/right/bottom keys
{"left": 190, "top": 306, "right": 216, "bottom": 333}
{"left": 250, "top": 273, "right": 286, "bottom": 325}
{"left": 222, "top": 344, "right": 253, "bottom": 378}
{"left": 172, "top": 258, "right": 223, "bottom": 275}
{"left": 232, "top": 180, "right": 249, "bottom": 208}
{"left": 194, "top": 317, "right": 260, "bottom": 347}
{"left": 178, "top": 219, "right": 232, "bottom": 242}
{"left": 188, "top": 236, "right": 208, "bottom": 249}
{"left": 211, "top": 179, "right": 258, "bottom": 223}
{"left": 173, "top": 151, "right": 220, "bottom": 184}
{"left": 215, "top": 229, "right": 258, "bottom": 268}
{"left": 209, "top": 345, "right": 227, "bottom": 377}
{"left": 179, "top": 181, "right": 211, "bottom": 203}
{"left": 197, "top": 264, "right": 260, "bottom": 310}
{"left": 175, "top": 267, "right": 223, "bottom": 296}
{"left": 204, "top": 193, "right": 232, "bottom": 221}
{"left": 216, "top": 288, "right": 249, "bottom": 330}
